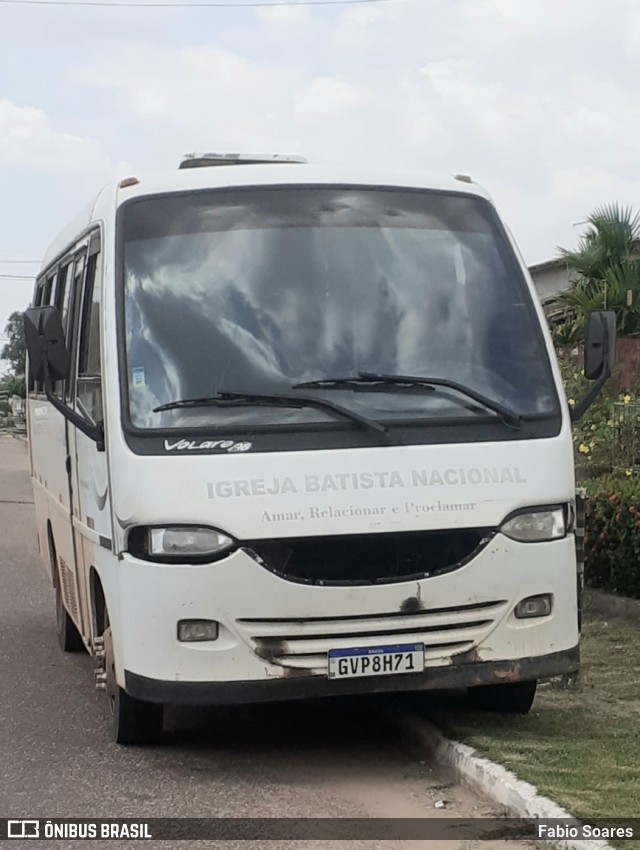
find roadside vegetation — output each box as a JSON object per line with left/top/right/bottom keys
{"left": 552, "top": 205, "right": 640, "bottom": 598}
{"left": 428, "top": 616, "right": 640, "bottom": 848}
{"left": 0, "top": 311, "right": 26, "bottom": 430}
{"left": 551, "top": 203, "right": 640, "bottom": 346}
{"left": 555, "top": 356, "right": 640, "bottom": 598}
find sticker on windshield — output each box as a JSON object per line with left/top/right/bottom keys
{"left": 132, "top": 367, "right": 145, "bottom": 388}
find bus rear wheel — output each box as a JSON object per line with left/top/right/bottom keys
{"left": 103, "top": 625, "right": 163, "bottom": 745}
{"left": 467, "top": 680, "right": 537, "bottom": 714}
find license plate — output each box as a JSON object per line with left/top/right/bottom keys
{"left": 327, "top": 643, "right": 425, "bottom": 680}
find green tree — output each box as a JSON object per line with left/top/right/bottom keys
{"left": 554, "top": 204, "right": 640, "bottom": 343}
{"left": 0, "top": 374, "right": 26, "bottom": 398}
{"left": 1, "top": 311, "right": 26, "bottom": 378}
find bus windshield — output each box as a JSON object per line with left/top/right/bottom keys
{"left": 121, "top": 186, "right": 558, "bottom": 431}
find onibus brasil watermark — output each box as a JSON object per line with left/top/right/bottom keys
{"left": 2, "top": 818, "right": 638, "bottom": 841}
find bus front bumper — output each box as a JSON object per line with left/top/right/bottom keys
{"left": 124, "top": 645, "right": 579, "bottom": 706}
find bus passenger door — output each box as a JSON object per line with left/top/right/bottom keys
{"left": 67, "top": 234, "right": 111, "bottom": 643}
{"left": 32, "top": 262, "right": 79, "bottom": 612}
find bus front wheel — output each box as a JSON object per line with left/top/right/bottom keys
{"left": 103, "top": 625, "right": 163, "bottom": 745}
{"left": 467, "top": 680, "right": 537, "bottom": 714}
{"left": 111, "top": 686, "right": 164, "bottom": 746}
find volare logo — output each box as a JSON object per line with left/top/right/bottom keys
{"left": 7, "top": 820, "right": 39, "bottom": 839}
{"left": 163, "top": 439, "right": 252, "bottom": 453}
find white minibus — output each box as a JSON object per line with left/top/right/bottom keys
{"left": 24, "top": 154, "right": 614, "bottom": 743}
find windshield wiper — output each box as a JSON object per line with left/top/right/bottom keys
{"left": 153, "top": 391, "right": 391, "bottom": 444}
{"left": 293, "top": 371, "right": 522, "bottom": 430}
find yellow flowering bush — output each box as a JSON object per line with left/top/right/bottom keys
{"left": 560, "top": 354, "right": 640, "bottom": 598}
{"left": 557, "top": 352, "right": 621, "bottom": 478}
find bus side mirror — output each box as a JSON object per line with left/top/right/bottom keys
{"left": 24, "top": 306, "right": 69, "bottom": 385}
{"left": 570, "top": 310, "right": 616, "bottom": 422}
{"left": 584, "top": 310, "right": 616, "bottom": 380}
{"left": 24, "top": 306, "right": 104, "bottom": 449}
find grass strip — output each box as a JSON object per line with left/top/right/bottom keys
{"left": 427, "top": 617, "right": 640, "bottom": 848}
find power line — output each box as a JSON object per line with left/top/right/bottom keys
{"left": 0, "top": 0, "right": 399, "bottom": 7}
{"left": 0, "top": 260, "right": 40, "bottom": 265}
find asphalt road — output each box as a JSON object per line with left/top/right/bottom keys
{"left": 0, "top": 435, "right": 533, "bottom": 850}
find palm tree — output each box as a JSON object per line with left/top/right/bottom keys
{"left": 555, "top": 204, "right": 640, "bottom": 341}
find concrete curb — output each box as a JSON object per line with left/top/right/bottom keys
{"left": 393, "top": 713, "right": 615, "bottom": 850}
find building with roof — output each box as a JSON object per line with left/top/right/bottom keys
{"left": 528, "top": 257, "right": 573, "bottom": 306}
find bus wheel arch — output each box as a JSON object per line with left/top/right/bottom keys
{"left": 92, "top": 580, "right": 164, "bottom": 745}
{"left": 89, "top": 568, "right": 108, "bottom": 640}
{"left": 46, "top": 521, "right": 57, "bottom": 587}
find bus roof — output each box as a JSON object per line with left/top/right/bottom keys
{"left": 39, "top": 163, "right": 492, "bottom": 270}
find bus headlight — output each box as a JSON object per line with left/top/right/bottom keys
{"left": 129, "top": 526, "right": 236, "bottom": 562}
{"left": 500, "top": 508, "right": 566, "bottom": 542}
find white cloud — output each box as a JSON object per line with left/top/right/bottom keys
{"left": 257, "top": 4, "right": 312, "bottom": 27}
{"left": 295, "top": 76, "right": 370, "bottom": 126}
{"left": 622, "top": 5, "right": 640, "bottom": 58}
{"left": 454, "top": 0, "right": 618, "bottom": 51}
{"left": 0, "top": 99, "right": 107, "bottom": 171}
{"left": 78, "top": 45, "right": 302, "bottom": 152}
{"left": 8, "top": 0, "right": 640, "bottom": 279}
{"left": 68, "top": 6, "right": 640, "bottom": 263}
{"left": 3, "top": 0, "right": 640, "bottom": 351}
{"left": 549, "top": 166, "right": 620, "bottom": 204}
{"left": 333, "top": 3, "right": 400, "bottom": 48}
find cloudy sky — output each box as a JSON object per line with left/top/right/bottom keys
{"left": 1, "top": 0, "right": 639, "bottom": 369}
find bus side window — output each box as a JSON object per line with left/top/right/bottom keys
{"left": 65, "top": 252, "right": 86, "bottom": 405}
{"left": 33, "top": 272, "right": 57, "bottom": 394}
{"left": 76, "top": 252, "right": 102, "bottom": 424}
{"left": 51, "top": 266, "right": 69, "bottom": 397}
{"left": 30, "top": 280, "right": 46, "bottom": 393}
{"left": 43, "top": 272, "right": 55, "bottom": 309}
{"left": 55, "top": 264, "right": 73, "bottom": 331}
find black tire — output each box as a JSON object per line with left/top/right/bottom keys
{"left": 54, "top": 577, "right": 85, "bottom": 653}
{"left": 467, "top": 680, "right": 537, "bottom": 714}
{"left": 111, "top": 686, "right": 164, "bottom": 745}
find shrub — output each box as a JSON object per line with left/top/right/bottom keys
{"left": 556, "top": 352, "right": 640, "bottom": 596}
{"left": 583, "top": 476, "right": 640, "bottom": 599}
{"left": 557, "top": 351, "right": 621, "bottom": 477}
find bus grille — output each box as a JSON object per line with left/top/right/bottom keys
{"left": 235, "top": 600, "right": 507, "bottom": 674}
{"left": 243, "top": 528, "right": 494, "bottom": 585}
